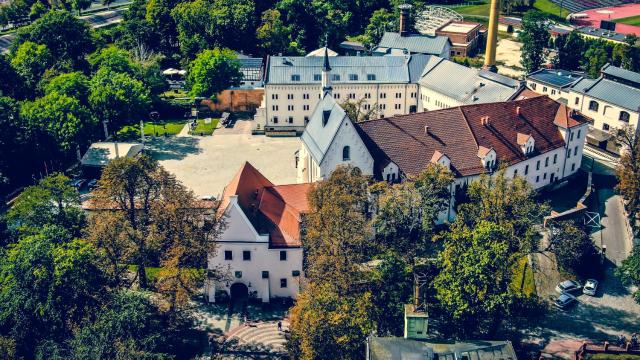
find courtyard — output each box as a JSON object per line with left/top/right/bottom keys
{"left": 145, "top": 118, "right": 300, "bottom": 197}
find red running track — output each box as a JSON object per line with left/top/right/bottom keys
{"left": 575, "top": 3, "right": 640, "bottom": 36}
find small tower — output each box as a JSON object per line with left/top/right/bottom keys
{"left": 321, "top": 44, "right": 332, "bottom": 97}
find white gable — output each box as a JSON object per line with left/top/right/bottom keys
{"left": 218, "top": 196, "right": 267, "bottom": 243}
{"left": 320, "top": 116, "right": 374, "bottom": 177}
{"left": 300, "top": 94, "right": 348, "bottom": 164}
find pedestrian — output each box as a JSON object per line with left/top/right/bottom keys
{"left": 277, "top": 321, "right": 282, "bottom": 332}
{"left": 243, "top": 314, "right": 247, "bottom": 324}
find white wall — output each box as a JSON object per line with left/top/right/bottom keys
{"left": 527, "top": 80, "right": 567, "bottom": 101}
{"left": 418, "top": 86, "right": 462, "bottom": 111}
{"left": 319, "top": 117, "right": 374, "bottom": 179}
{"left": 569, "top": 90, "right": 640, "bottom": 133}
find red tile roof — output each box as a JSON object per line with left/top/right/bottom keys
{"left": 221, "top": 162, "right": 313, "bottom": 248}
{"left": 356, "top": 96, "right": 586, "bottom": 178}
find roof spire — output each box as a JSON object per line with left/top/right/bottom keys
{"left": 323, "top": 36, "right": 331, "bottom": 71}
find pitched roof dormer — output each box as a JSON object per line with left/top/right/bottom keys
{"left": 516, "top": 132, "right": 534, "bottom": 155}
{"left": 477, "top": 146, "right": 496, "bottom": 171}
{"left": 430, "top": 150, "right": 451, "bottom": 170}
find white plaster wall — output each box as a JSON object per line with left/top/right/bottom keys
{"left": 569, "top": 90, "right": 640, "bottom": 132}
{"left": 418, "top": 86, "right": 462, "bottom": 111}
{"left": 527, "top": 80, "right": 566, "bottom": 101}
{"left": 319, "top": 117, "right": 374, "bottom": 179}
{"left": 382, "top": 162, "right": 400, "bottom": 181}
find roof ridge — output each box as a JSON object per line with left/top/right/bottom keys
{"left": 458, "top": 106, "right": 479, "bottom": 150}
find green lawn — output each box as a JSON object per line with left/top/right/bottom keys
{"left": 511, "top": 256, "right": 536, "bottom": 296}
{"left": 117, "top": 119, "right": 187, "bottom": 140}
{"left": 533, "top": 0, "right": 570, "bottom": 21}
{"left": 188, "top": 118, "right": 219, "bottom": 136}
{"left": 128, "top": 265, "right": 163, "bottom": 283}
{"left": 455, "top": 3, "right": 490, "bottom": 17}
{"left": 614, "top": 15, "right": 640, "bottom": 26}
{"left": 447, "top": 0, "right": 569, "bottom": 21}
{"left": 586, "top": 355, "right": 640, "bottom": 360}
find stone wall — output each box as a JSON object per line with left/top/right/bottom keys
{"left": 202, "top": 88, "right": 264, "bottom": 113}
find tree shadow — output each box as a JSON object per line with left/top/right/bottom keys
{"left": 145, "top": 136, "right": 202, "bottom": 161}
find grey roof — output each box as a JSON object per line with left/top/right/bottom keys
{"left": 527, "top": 69, "right": 584, "bottom": 88}
{"left": 339, "top": 41, "right": 366, "bottom": 51}
{"left": 368, "top": 337, "right": 517, "bottom": 360}
{"left": 601, "top": 63, "right": 640, "bottom": 87}
{"left": 577, "top": 27, "right": 627, "bottom": 43}
{"left": 265, "top": 54, "right": 432, "bottom": 85}
{"left": 571, "top": 77, "right": 640, "bottom": 112}
{"left": 376, "top": 32, "right": 450, "bottom": 56}
{"left": 81, "top": 142, "right": 143, "bottom": 167}
{"left": 419, "top": 58, "right": 521, "bottom": 105}
{"left": 301, "top": 94, "right": 348, "bottom": 164}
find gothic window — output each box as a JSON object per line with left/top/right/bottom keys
{"left": 342, "top": 146, "right": 350, "bottom": 161}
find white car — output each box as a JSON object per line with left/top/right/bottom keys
{"left": 582, "top": 279, "right": 599, "bottom": 296}
{"left": 555, "top": 280, "right": 582, "bottom": 294}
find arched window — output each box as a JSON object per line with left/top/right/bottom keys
{"left": 619, "top": 111, "right": 630, "bottom": 122}
{"left": 342, "top": 146, "right": 350, "bottom": 161}
{"left": 588, "top": 100, "right": 599, "bottom": 112}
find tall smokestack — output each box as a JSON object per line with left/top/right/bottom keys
{"left": 483, "top": 0, "right": 500, "bottom": 72}
{"left": 399, "top": 4, "right": 412, "bottom": 37}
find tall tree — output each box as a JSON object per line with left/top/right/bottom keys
{"left": 520, "top": 10, "right": 550, "bottom": 73}
{"left": 545, "top": 221, "right": 598, "bottom": 276}
{"left": 287, "top": 282, "right": 374, "bottom": 360}
{"left": 553, "top": 31, "right": 585, "bottom": 71}
{"left": 614, "top": 125, "right": 640, "bottom": 218}
{"left": 617, "top": 244, "right": 640, "bottom": 303}
{"left": 434, "top": 221, "right": 514, "bottom": 336}
{"left": 42, "top": 72, "right": 91, "bottom": 105}
{"left": 10, "top": 41, "right": 53, "bottom": 94}
{"left": 186, "top": 48, "right": 243, "bottom": 99}
{"left": 0, "top": 54, "right": 22, "bottom": 98}
{"left": 0, "top": 235, "right": 108, "bottom": 357}
{"left": 362, "top": 8, "right": 395, "bottom": 48}
{"left": 256, "top": 9, "right": 302, "bottom": 56}
{"left": 340, "top": 98, "right": 379, "bottom": 123}
{"left": 0, "top": 97, "right": 23, "bottom": 195}
{"left": 87, "top": 155, "right": 223, "bottom": 307}
{"left": 369, "top": 251, "right": 412, "bottom": 336}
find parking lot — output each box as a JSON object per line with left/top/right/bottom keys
{"left": 145, "top": 119, "right": 300, "bottom": 197}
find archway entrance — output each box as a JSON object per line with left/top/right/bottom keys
{"left": 229, "top": 282, "right": 249, "bottom": 301}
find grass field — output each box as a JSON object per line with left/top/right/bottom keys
{"left": 128, "top": 265, "right": 163, "bottom": 283}
{"left": 614, "top": 15, "right": 640, "bottom": 26}
{"left": 455, "top": 3, "right": 490, "bottom": 17}
{"left": 534, "top": 0, "right": 570, "bottom": 19}
{"left": 188, "top": 118, "right": 219, "bottom": 136}
{"left": 117, "top": 119, "right": 187, "bottom": 140}
{"left": 446, "top": 0, "right": 569, "bottom": 21}
{"left": 511, "top": 256, "right": 536, "bottom": 296}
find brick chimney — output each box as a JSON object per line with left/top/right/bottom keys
{"left": 398, "top": 4, "right": 413, "bottom": 37}
{"left": 483, "top": 0, "right": 500, "bottom": 72}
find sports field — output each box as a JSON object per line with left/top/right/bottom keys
{"left": 614, "top": 15, "right": 640, "bottom": 27}
{"left": 579, "top": 3, "right": 640, "bottom": 36}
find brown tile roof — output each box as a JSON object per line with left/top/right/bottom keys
{"left": 516, "top": 132, "right": 531, "bottom": 146}
{"left": 356, "top": 96, "right": 587, "bottom": 178}
{"left": 512, "top": 88, "right": 544, "bottom": 101}
{"left": 221, "top": 162, "right": 313, "bottom": 248}
{"left": 553, "top": 103, "right": 583, "bottom": 129}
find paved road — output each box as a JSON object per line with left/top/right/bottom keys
{"left": 0, "top": 7, "right": 126, "bottom": 53}
{"left": 594, "top": 188, "right": 632, "bottom": 265}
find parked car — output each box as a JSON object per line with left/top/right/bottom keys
{"left": 555, "top": 280, "right": 582, "bottom": 294}
{"left": 70, "top": 178, "right": 86, "bottom": 189}
{"left": 87, "top": 179, "right": 98, "bottom": 190}
{"left": 583, "top": 279, "right": 599, "bottom": 296}
{"left": 554, "top": 293, "right": 577, "bottom": 310}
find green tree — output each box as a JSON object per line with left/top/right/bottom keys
{"left": 546, "top": 221, "right": 598, "bottom": 276}
{"left": 0, "top": 54, "right": 22, "bottom": 98}
{"left": 303, "top": 166, "right": 372, "bottom": 292}
{"left": 617, "top": 244, "right": 640, "bottom": 303}
{"left": 145, "top": 0, "right": 180, "bottom": 54}
{"left": 42, "top": 72, "right": 91, "bottom": 105}
{"left": 256, "top": 9, "right": 295, "bottom": 56}
{"left": 89, "top": 67, "right": 151, "bottom": 130}
{"left": 0, "top": 235, "right": 108, "bottom": 357}
{"left": 87, "top": 155, "right": 223, "bottom": 306}
{"left": 6, "top": 173, "right": 85, "bottom": 237}
{"left": 614, "top": 125, "right": 640, "bottom": 218}
{"left": 88, "top": 45, "right": 140, "bottom": 75}
{"left": 288, "top": 282, "right": 375, "bottom": 360}
{"left": 0, "top": 97, "right": 23, "bottom": 195}
{"left": 69, "top": 0, "right": 91, "bottom": 14}
{"left": 186, "top": 48, "right": 242, "bottom": 99}
{"left": 434, "top": 221, "right": 514, "bottom": 336}
{"left": 20, "top": 91, "right": 96, "bottom": 154}
{"left": 520, "top": 10, "right": 550, "bottom": 73}
{"left": 340, "top": 98, "right": 379, "bottom": 122}
{"left": 373, "top": 165, "right": 453, "bottom": 260}
{"left": 10, "top": 41, "right": 53, "bottom": 94}
{"left": 583, "top": 40, "right": 613, "bottom": 78}
{"left": 456, "top": 169, "right": 549, "bottom": 257}
{"left": 370, "top": 251, "right": 412, "bottom": 336}
{"left": 363, "top": 8, "right": 394, "bottom": 48}
{"left": 553, "top": 31, "right": 585, "bottom": 71}
{"left": 15, "top": 10, "right": 94, "bottom": 68}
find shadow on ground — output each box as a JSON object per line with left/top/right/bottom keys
{"left": 145, "top": 136, "right": 201, "bottom": 161}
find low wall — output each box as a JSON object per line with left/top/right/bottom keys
{"left": 202, "top": 88, "right": 264, "bottom": 113}
{"left": 543, "top": 171, "right": 593, "bottom": 227}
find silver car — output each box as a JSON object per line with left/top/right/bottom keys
{"left": 583, "top": 279, "right": 599, "bottom": 296}
{"left": 554, "top": 293, "right": 577, "bottom": 310}
{"left": 555, "top": 280, "right": 581, "bottom": 294}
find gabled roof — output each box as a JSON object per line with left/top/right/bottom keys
{"left": 220, "top": 162, "right": 313, "bottom": 248}
{"left": 430, "top": 150, "right": 445, "bottom": 163}
{"left": 419, "top": 58, "right": 521, "bottom": 105}
{"left": 571, "top": 76, "right": 640, "bottom": 112}
{"left": 601, "top": 63, "right": 640, "bottom": 88}
{"left": 301, "top": 94, "right": 348, "bottom": 164}
{"left": 516, "top": 133, "right": 531, "bottom": 146}
{"left": 356, "top": 96, "right": 586, "bottom": 178}
{"left": 553, "top": 103, "right": 583, "bottom": 128}
{"left": 376, "top": 32, "right": 450, "bottom": 56}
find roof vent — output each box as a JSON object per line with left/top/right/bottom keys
{"left": 479, "top": 82, "right": 485, "bottom": 87}
{"left": 424, "top": 125, "right": 430, "bottom": 135}
{"left": 481, "top": 116, "right": 490, "bottom": 126}
{"left": 516, "top": 106, "right": 521, "bottom": 115}
{"left": 322, "top": 110, "right": 331, "bottom": 127}
{"left": 282, "top": 57, "right": 293, "bottom": 65}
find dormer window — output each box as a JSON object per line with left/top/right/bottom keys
{"left": 348, "top": 74, "right": 358, "bottom": 81}
{"left": 477, "top": 146, "right": 496, "bottom": 171}
{"left": 291, "top": 74, "right": 300, "bottom": 81}
{"left": 332, "top": 74, "right": 340, "bottom": 81}
{"left": 322, "top": 110, "right": 331, "bottom": 126}
{"left": 313, "top": 74, "right": 321, "bottom": 81}
{"left": 367, "top": 74, "right": 376, "bottom": 81}
{"left": 517, "top": 133, "right": 534, "bottom": 156}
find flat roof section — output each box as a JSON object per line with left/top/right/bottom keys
{"left": 439, "top": 22, "right": 479, "bottom": 34}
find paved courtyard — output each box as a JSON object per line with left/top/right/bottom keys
{"left": 145, "top": 119, "right": 299, "bottom": 197}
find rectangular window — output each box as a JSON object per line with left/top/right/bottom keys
{"left": 395, "top": 93, "right": 401, "bottom": 98}
{"left": 365, "top": 93, "right": 371, "bottom": 99}
{"left": 332, "top": 74, "right": 340, "bottom": 81}
{"left": 335, "top": 93, "right": 340, "bottom": 99}
{"left": 545, "top": 157, "right": 549, "bottom": 167}
{"left": 551, "top": 89, "right": 556, "bottom": 95}
{"left": 536, "top": 160, "right": 540, "bottom": 170}
{"left": 543, "top": 173, "right": 547, "bottom": 180}
{"left": 567, "top": 150, "right": 571, "bottom": 159}
{"left": 313, "top": 74, "right": 321, "bottom": 81}
{"left": 303, "top": 93, "right": 309, "bottom": 100}
{"left": 349, "top": 74, "right": 358, "bottom": 81}
{"left": 288, "top": 116, "right": 293, "bottom": 123}
{"left": 287, "top": 94, "right": 294, "bottom": 100}
{"left": 243, "top": 250, "right": 251, "bottom": 261}
{"left": 524, "top": 164, "right": 529, "bottom": 175}
{"left": 543, "top": 86, "right": 548, "bottom": 92}
{"left": 574, "top": 97, "right": 579, "bottom": 105}
{"left": 536, "top": 175, "right": 540, "bottom": 183}
{"left": 273, "top": 116, "right": 278, "bottom": 123}
{"left": 577, "top": 130, "right": 581, "bottom": 138}
{"left": 287, "top": 105, "right": 294, "bottom": 111}
{"left": 291, "top": 74, "right": 300, "bottom": 81}
{"left": 395, "top": 104, "right": 401, "bottom": 109}
{"left": 272, "top": 94, "right": 278, "bottom": 100}
{"left": 303, "top": 105, "right": 309, "bottom": 111}
{"left": 280, "top": 278, "right": 287, "bottom": 288}
{"left": 553, "top": 154, "right": 557, "bottom": 164}
{"left": 224, "top": 251, "right": 232, "bottom": 260}
{"left": 570, "top": 132, "right": 574, "bottom": 141}
{"left": 380, "top": 93, "right": 386, "bottom": 98}
{"left": 304, "top": 116, "right": 309, "bottom": 124}
{"left": 367, "top": 74, "right": 376, "bottom": 81}
{"left": 572, "top": 163, "right": 576, "bottom": 171}
{"left": 574, "top": 146, "right": 578, "bottom": 156}
{"left": 280, "top": 251, "right": 287, "bottom": 261}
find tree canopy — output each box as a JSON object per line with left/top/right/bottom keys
{"left": 520, "top": 10, "right": 550, "bottom": 73}
{"left": 186, "top": 48, "right": 243, "bottom": 98}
